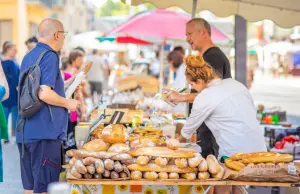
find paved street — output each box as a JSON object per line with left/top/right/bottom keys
{"left": 1, "top": 74, "right": 300, "bottom": 194}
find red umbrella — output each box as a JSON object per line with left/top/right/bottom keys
{"left": 105, "top": 9, "right": 227, "bottom": 41}
{"left": 116, "top": 36, "right": 152, "bottom": 45}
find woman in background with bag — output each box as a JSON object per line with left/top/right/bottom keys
{"left": 0, "top": 61, "right": 9, "bottom": 182}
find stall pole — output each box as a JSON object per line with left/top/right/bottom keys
{"left": 159, "top": 40, "right": 166, "bottom": 93}
{"left": 234, "top": 15, "right": 247, "bottom": 86}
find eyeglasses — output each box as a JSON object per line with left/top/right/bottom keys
{"left": 56, "top": 31, "right": 68, "bottom": 38}
{"left": 57, "top": 31, "right": 68, "bottom": 35}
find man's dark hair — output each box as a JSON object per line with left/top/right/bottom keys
{"left": 92, "top": 49, "right": 98, "bottom": 55}
{"left": 167, "top": 51, "right": 183, "bottom": 69}
{"left": 173, "top": 46, "right": 185, "bottom": 56}
{"left": 187, "top": 18, "right": 211, "bottom": 37}
{"left": 155, "top": 50, "right": 159, "bottom": 58}
{"left": 74, "top": 46, "right": 85, "bottom": 54}
{"left": 69, "top": 49, "right": 84, "bottom": 64}
{"left": 61, "top": 57, "right": 69, "bottom": 71}
{"left": 25, "top": 36, "right": 38, "bottom": 45}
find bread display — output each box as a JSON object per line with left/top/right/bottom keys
{"left": 169, "top": 172, "right": 179, "bottom": 179}
{"left": 242, "top": 153, "right": 293, "bottom": 164}
{"left": 108, "top": 143, "right": 130, "bottom": 153}
{"left": 128, "top": 147, "right": 197, "bottom": 158}
{"left": 131, "top": 171, "right": 142, "bottom": 180}
{"left": 102, "top": 124, "right": 128, "bottom": 144}
{"left": 182, "top": 173, "right": 196, "bottom": 181}
{"left": 129, "top": 127, "right": 166, "bottom": 146}
{"left": 128, "top": 164, "right": 198, "bottom": 173}
{"left": 198, "top": 159, "right": 208, "bottom": 172}
{"left": 224, "top": 159, "right": 245, "bottom": 171}
{"left": 225, "top": 152, "right": 294, "bottom": 181}
{"left": 158, "top": 172, "right": 169, "bottom": 179}
{"left": 155, "top": 157, "right": 168, "bottom": 167}
{"left": 143, "top": 172, "right": 158, "bottom": 180}
{"left": 207, "top": 155, "right": 221, "bottom": 175}
{"left": 82, "top": 139, "right": 109, "bottom": 152}
{"left": 167, "top": 139, "right": 180, "bottom": 150}
{"left": 175, "top": 158, "right": 188, "bottom": 169}
{"left": 197, "top": 172, "right": 210, "bottom": 180}
{"left": 188, "top": 153, "right": 203, "bottom": 168}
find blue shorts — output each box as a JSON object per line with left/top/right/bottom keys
{"left": 17, "top": 140, "right": 62, "bottom": 193}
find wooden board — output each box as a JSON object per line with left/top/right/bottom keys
{"left": 68, "top": 179, "right": 227, "bottom": 186}
{"left": 67, "top": 179, "right": 300, "bottom": 187}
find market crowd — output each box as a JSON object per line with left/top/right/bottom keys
{"left": 0, "top": 17, "right": 266, "bottom": 194}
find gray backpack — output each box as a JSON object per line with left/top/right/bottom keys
{"left": 17, "top": 50, "right": 57, "bottom": 156}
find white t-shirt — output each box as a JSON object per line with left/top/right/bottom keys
{"left": 181, "top": 78, "right": 267, "bottom": 157}
{"left": 86, "top": 55, "right": 106, "bottom": 83}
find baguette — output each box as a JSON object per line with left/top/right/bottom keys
{"left": 108, "top": 143, "right": 130, "bottom": 153}
{"left": 225, "top": 159, "right": 245, "bottom": 171}
{"left": 128, "top": 164, "right": 198, "bottom": 173}
{"left": 128, "top": 147, "right": 196, "bottom": 158}
{"left": 198, "top": 172, "right": 210, "bottom": 180}
{"left": 143, "top": 172, "right": 158, "bottom": 180}
{"left": 158, "top": 172, "right": 169, "bottom": 179}
{"left": 137, "top": 156, "right": 151, "bottom": 165}
{"left": 68, "top": 149, "right": 118, "bottom": 159}
{"left": 155, "top": 157, "right": 168, "bottom": 167}
{"left": 131, "top": 171, "right": 142, "bottom": 180}
{"left": 86, "top": 164, "right": 96, "bottom": 175}
{"left": 175, "top": 158, "right": 188, "bottom": 169}
{"left": 207, "top": 155, "right": 221, "bottom": 175}
{"left": 83, "top": 157, "right": 97, "bottom": 166}
{"left": 198, "top": 159, "right": 208, "bottom": 172}
{"left": 242, "top": 153, "right": 293, "bottom": 164}
{"left": 74, "top": 160, "right": 87, "bottom": 174}
{"left": 182, "top": 173, "right": 196, "bottom": 180}
{"left": 188, "top": 153, "right": 203, "bottom": 168}
{"left": 111, "top": 153, "right": 132, "bottom": 161}
{"left": 231, "top": 152, "right": 275, "bottom": 161}
{"left": 169, "top": 172, "right": 179, "bottom": 179}
{"left": 212, "top": 165, "right": 225, "bottom": 180}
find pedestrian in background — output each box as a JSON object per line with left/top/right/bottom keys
{"left": 16, "top": 18, "right": 79, "bottom": 194}
{"left": 25, "top": 36, "right": 38, "bottom": 52}
{"left": 1, "top": 41, "right": 19, "bottom": 143}
{"left": 86, "top": 49, "right": 109, "bottom": 102}
{"left": 0, "top": 62, "right": 9, "bottom": 183}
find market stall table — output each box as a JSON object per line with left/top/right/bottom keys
{"left": 67, "top": 179, "right": 300, "bottom": 194}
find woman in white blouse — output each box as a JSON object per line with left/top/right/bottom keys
{"left": 167, "top": 51, "right": 186, "bottom": 115}
{"left": 172, "top": 55, "right": 266, "bottom": 193}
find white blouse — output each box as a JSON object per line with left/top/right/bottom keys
{"left": 181, "top": 78, "right": 267, "bottom": 157}
{"left": 173, "top": 64, "right": 186, "bottom": 114}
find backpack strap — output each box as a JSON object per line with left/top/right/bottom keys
{"left": 34, "top": 49, "right": 59, "bottom": 122}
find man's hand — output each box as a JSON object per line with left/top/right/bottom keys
{"left": 165, "top": 89, "right": 184, "bottom": 103}
{"left": 66, "top": 99, "right": 80, "bottom": 112}
{"left": 176, "top": 135, "right": 187, "bottom": 143}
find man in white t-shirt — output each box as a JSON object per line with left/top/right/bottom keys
{"left": 86, "top": 49, "right": 109, "bottom": 97}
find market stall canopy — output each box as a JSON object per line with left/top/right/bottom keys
{"left": 97, "top": 36, "right": 153, "bottom": 45}
{"left": 105, "top": 9, "right": 227, "bottom": 41}
{"left": 70, "top": 31, "right": 127, "bottom": 51}
{"left": 128, "top": 0, "right": 300, "bottom": 28}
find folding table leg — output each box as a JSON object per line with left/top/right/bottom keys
{"left": 237, "top": 185, "right": 249, "bottom": 194}
{"left": 203, "top": 185, "right": 213, "bottom": 194}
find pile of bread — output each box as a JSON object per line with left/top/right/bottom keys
{"left": 67, "top": 124, "right": 132, "bottom": 180}
{"left": 129, "top": 126, "right": 166, "bottom": 147}
{"left": 127, "top": 139, "right": 225, "bottom": 181}
{"left": 225, "top": 152, "right": 294, "bottom": 172}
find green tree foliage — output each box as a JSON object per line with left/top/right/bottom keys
{"left": 96, "top": 0, "right": 155, "bottom": 17}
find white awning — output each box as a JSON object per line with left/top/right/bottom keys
{"left": 129, "top": 0, "right": 300, "bottom": 28}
